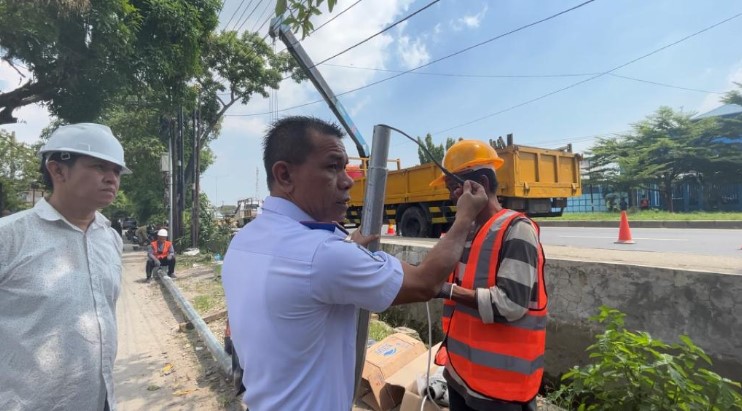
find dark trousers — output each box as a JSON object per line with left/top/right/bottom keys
{"left": 146, "top": 257, "right": 175, "bottom": 278}
{"left": 449, "top": 387, "right": 537, "bottom": 411}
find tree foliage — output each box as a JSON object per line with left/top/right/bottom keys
{"left": 275, "top": 0, "right": 338, "bottom": 38}
{"left": 0, "top": 130, "right": 41, "bottom": 211}
{"left": 549, "top": 306, "right": 742, "bottom": 410}
{"left": 585, "top": 106, "right": 740, "bottom": 212}
{"left": 0, "top": 0, "right": 220, "bottom": 124}
{"left": 417, "top": 134, "right": 455, "bottom": 165}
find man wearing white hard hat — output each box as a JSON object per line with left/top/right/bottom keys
{"left": 146, "top": 228, "right": 176, "bottom": 280}
{"left": 0, "top": 123, "right": 129, "bottom": 410}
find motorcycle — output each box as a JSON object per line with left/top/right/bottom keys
{"left": 125, "top": 227, "right": 139, "bottom": 244}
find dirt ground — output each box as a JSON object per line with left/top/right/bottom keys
{"left": 114, "top": 252, "right": 242, "bottom": 411}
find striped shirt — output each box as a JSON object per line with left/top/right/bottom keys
{"left": 446, "top": 215, "right": 542, "bottom": 409}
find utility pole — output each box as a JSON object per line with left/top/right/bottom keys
{"left": 191, "top": 107, "right": 198, "bottom": 248}
{"left": 177, "top": 107, "right": 185, "bottom": 239}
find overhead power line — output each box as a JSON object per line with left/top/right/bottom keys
{"left": 248, "top": 0, "right": 275, "bottom": 33}
{"left": 275, "top": 0, "right": 439, "bottom": 80}
{"left": 228, "top": 0, "right": 594, "bottom": 117}
{"left": 607, "top": 74, "right": 723, "bottom": 95}
{"left": 432, "top": 10, "right": 742, "bottom": 135}
{"left": 224, "top": 0, "right": 253, "bottom": 30}
{"left": 323, "top": 63, "right": 725, "bottom": 94}
{"left": 312, "top": 0, "right": 438, "bottom": 68}
{"left": 269, "top": 0, "right": 364, "bottom": 43}
{"left": 234, "top": 0, "right": 265, "bottom": 32}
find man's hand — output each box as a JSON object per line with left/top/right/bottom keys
{"left": 454, "top": 180, "right": 488, "bottom": 221}
{"left": 350, "top": 228, "right": 380, "bottom": 248}
{"left": 167, "top": 255, "right": 173, "bottom": 260}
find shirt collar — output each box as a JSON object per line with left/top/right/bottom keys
{"left": 262, "top": 196, "right": 315, "bottom": 223}
{"left": 262, "top": 196, "right": 348, "bottom": 238}
{"left": 33, "top": 197, "right": 110, "bottom": 231}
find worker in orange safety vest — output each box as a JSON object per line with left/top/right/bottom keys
{"left": 430, "top": 140, "right": 548, "bottom": 411}
{"left": 146, "top": 229, "right": 176, "bottom": 280}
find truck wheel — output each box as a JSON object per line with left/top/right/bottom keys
{"left": 400, "top": 207, "right": 429, "bottom": 238}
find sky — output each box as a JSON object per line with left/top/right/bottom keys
{"left": 2, "top": 0, "right": 742, "bottom": 206}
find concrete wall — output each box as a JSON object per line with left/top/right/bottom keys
{"left": 379, "top": 243, "right": 742, "bottom": 383}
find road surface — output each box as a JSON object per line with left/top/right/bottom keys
{"left": 539, "top": 226, "right": 742, "bottom": 257}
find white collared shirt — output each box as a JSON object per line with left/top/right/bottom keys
{"left": 222, "top": 196, "right": 403, "bottom": 411}
{"left": 0, "top": 198, "right": 122, "bottom": 410}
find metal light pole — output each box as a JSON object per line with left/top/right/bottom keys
{"left": 353, "top": 125, "right": 391, "bottom": 401}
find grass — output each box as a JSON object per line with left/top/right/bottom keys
{"left": 193, "top": 295, "right": 217, "bottom": 313}
{"left": 540, "top": 210, "right": 742, "bottom": 221}
{"left": 177, "top": 253, "right": 216, "bottom": 269}
{"left": 369, "top": 319, "right": 395, "bottom": 343}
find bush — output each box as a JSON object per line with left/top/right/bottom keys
{"left": 548, "top": 306, "right": 742, "bottom": 410}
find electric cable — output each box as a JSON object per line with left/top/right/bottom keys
{"left": 420, "top": 301, "right": 444, "bottom": 411}
{"left": 432, "top": 10, "right": 742, "bottom": 135}
{"left": 224, "top": 0, "right": 254, "bottom": 30}
{"left": 227, "top": 0, "right": 596, "bottom": 117}
{"left": 269, "top": 0, "right": 364, "bottom": 43}
{"left": 380, "top": 124, "right": 464, "bottom": 185}
{"left": 250, "top": 0, "right": 277, "bottom": 33}
{"left": 276, "top": 0, "right": 439, "bottom": 81}
{"left": 234, "top": 0, "right": 266, "bottom": 32}
{"left": 323, "top": 64, "right": 725, "bottom": 94}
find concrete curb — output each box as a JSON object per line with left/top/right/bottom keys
{"left": 535, "top": 220, "right": 742, "bottom": 229}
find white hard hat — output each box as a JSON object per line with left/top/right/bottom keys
{"left": 39, "top": 123, "right": 131, "bottom": 174}
{"left": 157, "top": 229, "right": 168, "bottom": 237}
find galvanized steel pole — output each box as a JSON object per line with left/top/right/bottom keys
{"left": 353, "top": 125, "right": 391, "bottom": 401}
{"left": 160, "top": 275, "right": 232, "bottom": 376}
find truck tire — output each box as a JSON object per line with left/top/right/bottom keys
{"left": 399, "top": 207, "right": 430, "bottom": 238}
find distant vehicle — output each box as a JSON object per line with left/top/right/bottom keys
{"left": 122, "top": 217, "right": 138, "bottom": 230}
{"left": 346, "top": 136, "right": 583, "bottom": 238}
{"left": 235, "top": 198, "right": 262, "bottom": 226}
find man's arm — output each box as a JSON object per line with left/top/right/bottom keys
{"left": 147, "top": 244, "right": 156, "bottom": 261}
{"left": 391, "top": 181, "right": 487, "bottom": 305}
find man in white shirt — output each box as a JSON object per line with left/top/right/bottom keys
{"left": 222, "top": 116, "right": 487, "bottom": 411}
{"left": 0, "top": 123, "right": 130, "bottom": 410}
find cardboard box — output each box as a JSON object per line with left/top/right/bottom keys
{"left": 399, "top": 378, "right": 449, "bottom": 411}
{"left": 360, "top": 333, "right": 426, "bottom": 411}
{"left": 396, "top": 343, "right": 448, "bottom": 411}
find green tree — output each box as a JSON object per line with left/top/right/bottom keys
{"left": 275, "top": 0, "right": 338, "bottom": 38}
{"left": 0, "top": 0, "right": 219, "bottom": 124}
{"left": 417, "top": 134, "right": 455, "bottom": 165}
{"left": 586, "top": 107, "right": 721, "bottom": 212}
{"left": 0, "top": 131, "right": 41, "bottom": 212}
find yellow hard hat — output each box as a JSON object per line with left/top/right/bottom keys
{"left": 430, "top": 139, "right": 503, "bottom": 187}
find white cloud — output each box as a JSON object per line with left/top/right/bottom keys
{"left": 451, "top": 4, "right": 488, "bottom": 31}
{"left": 397, "top": 35, "right": 431, "bottom": 69}
{"left": 696, "top": 61, "right": 742, "bottom": 114}
{"left": 0, "top": 60, "right": 53, "bottom": 144}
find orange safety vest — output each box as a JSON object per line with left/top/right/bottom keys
{"left": 151, "top": 240, "right": 172, "bottom": 260}
{"left": 435, "top": 209, "right": 548, "bottom": 403}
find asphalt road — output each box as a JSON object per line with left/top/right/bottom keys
{"left": 538, "top": 226, "right": 742, "bottom": 257}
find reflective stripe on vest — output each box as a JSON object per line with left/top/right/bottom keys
{"left": 151, "top": 241, "right": 172, "bottom": 260}
{"left": 443, "top": 209, "right": 548, "bottom": 403}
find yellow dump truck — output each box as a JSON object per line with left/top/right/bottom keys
{"left": 346, "top": 138, "right": 582, "bottom": 237}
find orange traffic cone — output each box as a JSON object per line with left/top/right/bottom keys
{"left": 386, "top": 223, "right": 395, "bottom": 235}
{"left": 615, "top": 211, "right": 635, "bottom": 244}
